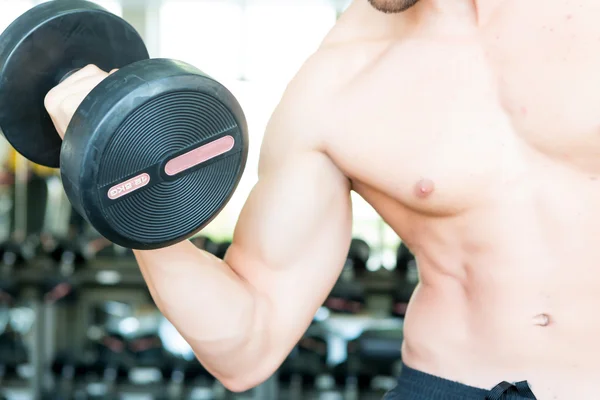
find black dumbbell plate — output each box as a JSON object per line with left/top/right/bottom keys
{"left": 0, "top": 0, "right": 149, "bottom": 167}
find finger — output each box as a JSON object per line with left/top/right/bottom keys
{"left": 62, "top": 74, "right": 108, "bottom": 95}
{"left": 47, "top": 75, "right": 108, "bottom": 138}
{"left": 48, "top": 74, "right": 108, "bottom": 107}
{"left": 46, "top": 76, "right": 98, "bottom": 114}
{"left": 60, "top": 64, "right": 108, "bottom": 85}
{"left": 50, "top": 92, "right": 88, "bottom": 139}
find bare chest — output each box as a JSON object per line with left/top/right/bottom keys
{"left": 326, "top": 1, "right": 600, "bottom": 215}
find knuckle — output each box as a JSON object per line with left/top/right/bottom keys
{"left": 44, "top": 89, "right": 60, "bottom": 112}
{"left": 81, "top": 64, "right": 101, "bottom": 73}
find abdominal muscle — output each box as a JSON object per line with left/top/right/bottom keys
{"left": 394, "top": 172, "right": 600, "bottom": 399}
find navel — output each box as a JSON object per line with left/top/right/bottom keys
{"left": 414, "top": 178, "right": 435, "bottom": 199}
{"left": 532, "top": 313, "right": 551, "bottom": 327}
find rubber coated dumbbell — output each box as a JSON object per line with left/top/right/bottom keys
{"left": 0, "top": 0, "right": 248, "bottom": 249}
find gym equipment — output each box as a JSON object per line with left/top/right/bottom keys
{"left": 86, "top": 332, "right": 129, "bottom": 397}
{"left": 344, "top": 329, "right": 403, "bottom": 396}
{"left": 324, "top": 238, "right": 368, "bottom": 314}
{"left": 325, "top": 281, "right": 365, "bottom": 314}
{"left": 40, "top": 234, "right": 100, "bottom": 304}
{"left": 165, "top": 357, "right": 216, "bottom": 400}
{"left": 0, "top": 329, "right": 29, "bottom": 388}
{"left": 0, "top": 153, "right": 42, "bottom": 268}
{"left": 39, "top": 194, "right": 105, "bottom": 304}
{"left": 157, "top": 317, "right": 218, "bottom": 399}
{"left": 0, "top": 238, "right": 37, "bottom": 268}
{"left": 0, "top": 0, "right": 248, "bottom": 250}
{"left": 396, "top": 242, "right": 415, "bottom": 275}
{"left": 215, "top": 240, "right": 232, "bottom": 259}
{"left": 392, "top": 242, "right": 417, "bottom": 318}
{"left": 348, "top": 238, "right": 370, "bottom": 275}
{"left": 0, "top": 276, "right": 18, "bottom": 305}
{"left": 191, "top": 235, "right": 220, "bottom": 256}
{"left": 128, "top": 333, "right": 168, "bottom": 389}
{"left": 44, "top": 233, "right": 103, "bottom": 269}
{"left": 280, "top": 331, "right": 329, "bottom": 399}
{"left": 0, "top": 0, "right": 148, "bottom": 168}
{"left": 50, "top": 351, "right": 87, "bottom": 399}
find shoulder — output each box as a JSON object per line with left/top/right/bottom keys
{"left": 258, "top": 50, "right": 344, "bottom": 172}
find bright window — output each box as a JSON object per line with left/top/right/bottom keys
{"left": 0, "top": 1, "right": 34, "bottom": 34}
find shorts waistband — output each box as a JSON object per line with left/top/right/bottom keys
{"left": 383, "top": 364, "right": 537, "bottom": 400}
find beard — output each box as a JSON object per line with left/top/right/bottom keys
{"left": 367, "top": 0, "right": 421, "bottom": 13}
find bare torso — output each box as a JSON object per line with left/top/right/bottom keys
{"left": 311, "top": 1, "right": 600, "bottom": 398}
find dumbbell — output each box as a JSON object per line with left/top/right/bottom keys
{"left": 0, "top": 0, "right": 248, "bottom": 250}
{"left": 87, "top": 332, "right": 129, "bottom": 397}
{"left": 0, "top": 237, "right": 38, "bottom": 267}
{"left": 0, "top": 330, "right": 29, "bottom": 387}
{"left": 396, "top": 242, "right": 415, "bottom": 276}
{"left": 51, "top": 351, "right": 87, "bottom": 400}
{"left": 391, "top": 242, "right": 417, "bottom": 318}
{"left": 215, "top": 240, "right": 232, "bottom": 259}
{"left": 345, "top": 329, "right": 403, "bottom": 396}
{"left": 164, "top": 356, "right": 216, "bottom": 400}
{"left": 281, "top": 333, "right": 329, "bottom": 399}
{"left": 39, "top": 234, "right": 101, "bottom": 305}
{"left": 325, "top": 281, "right": 365, "bottom": 314}
{"left": 0, "top": 159, "right": 44, "bottom": 267}
{"left": 347, "top": 238, "right": 370, "bottom": 277}
{"left": 324, "top": 238, "right": 368, "bottom": 314}
{"left": 190, "top": 235, "right": 220, "bottom": 256}
{"left": 127, "top": 333, "right": 169, "bottom": 390}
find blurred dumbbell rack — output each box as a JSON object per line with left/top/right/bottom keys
{"left": 1, "top": 250, "right": 412, "bottom": 400}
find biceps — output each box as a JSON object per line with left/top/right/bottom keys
{"left": 227, "top": 151, "right": 352, "bottom": 319}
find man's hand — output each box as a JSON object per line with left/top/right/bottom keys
{"left": 44, "top": 65, "right": 115, "bottom": 138}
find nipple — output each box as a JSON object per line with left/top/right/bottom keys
{"left": 414, "top": 178, "right": 435, "bottom": 199}
{"left": 532, "top": 313, "right": 551, "bottom": 327}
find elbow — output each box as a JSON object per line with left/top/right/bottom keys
{"left": 219, "top": 363, "right": 279, "bottom": 393}
{"left": 215, "top": 347, "right": 283, "bottom": 393}
{"left": 221, "top": 376, "right": 264, "bottom": 393}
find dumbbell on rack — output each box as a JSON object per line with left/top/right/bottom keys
{"left": 0, "top": 319, "right": 30, "bottom": 395}
{"left": 324, "top": 238, "right": 370, "bottom": 314}
{"left": 0, "top": 154, "right": 43, "bottom": 273}
{"left": 50, "top": 350, "right": 87, "bottom": 400}
{"left": 156, "top": 317, "right": 221, "bottom": 399}
{"left": 0, "top": 0, "right": 248, "bottom": 250}
{"left": 342, "top": 328, "right": 403, "bottom": 398}
{"left": 280, "top": 330, "right": 329, "bottom": 399}
{"left": 127, "top": 332, "right": 170, "bottom": 394}
{"left": 215, "top": 241, "right": 232, "bottom": 259}
{"left": 164, "top": 355, "right": 219, "bottom": 400}
{"left": 85, "top": 331, "right": 130, "bottom": 398}
{"left": 391, "top": 242, "right": 417, "bottom": 318}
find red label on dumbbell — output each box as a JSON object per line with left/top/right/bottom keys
{"left": 164, "top": 135, "right": 235, "bottom": 176}
{"left": 108, "top": 173, "right": 150, "bottom": 200}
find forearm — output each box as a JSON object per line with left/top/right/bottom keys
{"left": 133, "top": 241, "right": 271, "bottom": 388}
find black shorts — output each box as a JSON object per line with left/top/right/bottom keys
{"left": 383, "top": 364, "right": 538, "bottom": 400}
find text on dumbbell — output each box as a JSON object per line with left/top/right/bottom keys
{"left": 107, "top": 173, "right": 150, "bottom": 200}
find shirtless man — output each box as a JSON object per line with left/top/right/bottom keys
{"left": 41, "top": 0, "right": 600, "bottom": 398}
